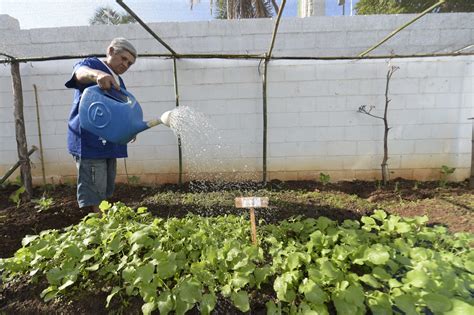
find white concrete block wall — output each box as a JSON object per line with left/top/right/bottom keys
{"left": 0, "top": 13, "right": 472, "bottom": 184}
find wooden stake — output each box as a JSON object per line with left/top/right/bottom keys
{"left": 235, "top": 197, "right": 269, "bottom": 246}
{"left": 249, "top": 207, "right": 257, "bottom": 246}
{"left": 11, "top": 61, "right": 33, "bottom": 200}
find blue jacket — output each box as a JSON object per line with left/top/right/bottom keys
{"left": 65, "top": 57, "right": 127, "bottom": 159}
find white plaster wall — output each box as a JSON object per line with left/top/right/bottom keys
{"left": 0, "top": 13, "right": 472, "bottom": 184}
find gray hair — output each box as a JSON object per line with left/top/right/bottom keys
{"left": 108, "top": 37, "right": 137, "bottom": 59}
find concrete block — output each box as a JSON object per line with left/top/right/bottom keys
{"left": 390, "top": 78, "right": 420, "bottom": 95}
{"left": 390, "top": 140, "right": 415, "bottom": 154}
{"left": 315, "top": 63, "right": 346, "bottom": 80}
{"left": 269, "top": 112, "right": 299, "bottom": 127}
{"left": 390, "top": 109, "right": 422, "bottom": 125}
{"left": 356, "top": 141, "right": 383, "bottom": 155}
{"left": 299, "top": 81, "right": 330, "bottom": 96}
{"left": 438, "top": 29, "right": 471, "bottom": 47}
{"left": 240, "top": 113, "right": 261, "bottom": 129}
{"left": 0, "top": 15, "right": 20, "bottom": 30}
{"left": 359, "top": 79, "right": 386, "bottom": 95}
{"left": 315, "top": 96, "right": 346, "bottom": 112}
{"left": 409, "top": 30, "right": 440, "bottom": 46}
{"left": 404, "top": 94, "right": 436, "bottom": 109}
{"left": 268, "top": 128, "right": 288, "bottom": 143}
{"left": 329, "top": 111, "right": 359, "bottom": 126}
{"left": 327, "top": 141, "right": 357, "bottom": 155}
{"left": 285, "top": 127, "right": 316, "bottom": 142}
{"left": 299, "top": 111, "right": 330, "bottom": 127}
{"left": 269, "top": 142, "right": 298, "bottom": 157}
{"left": 240, "top": 143, "right": 262, "bottom": 158}
{"left": 284, "top": 65, "right": 317, "bottom": 81}
{"left": 418, "top": 78, "right": 452, "bottom": 94}
{"left": 346, "top": 31, "right": 380, "bottom": 48}
{"left": 315, "top": 126, "right": 345, "bottom": 141}
{"left": 330, "top": 80, "right": 360, "bottom": 96}
{"left": 297, "top": 141, "right": 327, "bottom": 156}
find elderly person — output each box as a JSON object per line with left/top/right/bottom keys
{"left": 65, "top": 37, "right": 137, "bottom": 213}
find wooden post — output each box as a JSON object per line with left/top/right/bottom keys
{"left": 470, "top": 117, "right": 474, "bottom": 189}
{"left": 235, "top": 197, "right": 269, "bottom": 246}
{"left": 11, "top": 61, "right": 33, "bottom": 200}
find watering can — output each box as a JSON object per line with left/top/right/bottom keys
{"left": 79, "top": 85, "right": 173, "bottom": 145}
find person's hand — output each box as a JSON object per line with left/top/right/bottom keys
{"left": 96, "top": 73, "right": 119, "bottom": 90}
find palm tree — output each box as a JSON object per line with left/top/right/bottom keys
{"left": 192, "top": 0, "right": 279, "bottom": 19}
{"left": 89, "top": 6, "right": 136, "bottom": 25}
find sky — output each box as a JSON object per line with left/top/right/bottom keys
{"left": 0, "top": 0, "right": 360, "bottom": 30}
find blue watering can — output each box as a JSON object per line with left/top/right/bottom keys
{"left": 79, "top": 86, "right": 172, "bottom": 145}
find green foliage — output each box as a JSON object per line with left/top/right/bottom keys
{"left": 356, "top": 0, "right": 474, "bottom": 15}
{"left": 319, "top": 172, "right": 331, "bottom": 186}
{"left": 33, "top": 195, "right": 55, "bottom": 213}
{"left": 212, "top": 0, "right": 275, "bottom": 19}
{"left": 1, "top": 204, "right": 472, "bottom": 314}
{"left": 439, "top": 165, "right": 456, "bottom": 188}
{"left": 9, "top": 185, "right": 25, "bottom": 207}
{"left": 127, "top": 175, "right": 140, "bottom": 186}
{"left": 89, "top": 6, "right": 136, "bottom": 25}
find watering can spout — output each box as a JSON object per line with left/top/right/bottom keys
{"left": 145, "top": 110, "right": 173, "bottom": 128}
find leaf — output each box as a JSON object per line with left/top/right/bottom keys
{"left": 231, "top": 290, "right": 250, "bottom": 312}
{"left": 316, "top": 216, "right": 334, "bottom": 231}
{"left": 372, "top": 210, "right": 387, "bottom": 221}
{"left": 254, "top": 266, "right": 272, "bottom": 287}
{"left": 367, "top": 291, "right": 392, "bottom": 315}
{"left": 287, "top": 253, "right": 301, "bottom": 270}
{"left": 130, "top": 230, "right": 152, "bottom": 246}
{"left": 106, "top": 286, "right": 121, "bottom": 308}
{"left": 200, "top": 293, "right": 216, "bottom": 315}
{"left": 156, "top": 291, "right": 174, "bottom": 315}
{"left": 178, "top": 278, "right": 202, "bottom": 304}
{"left": 21, "top": 235, "right": 38, "bottom": 247}
{"left": 333, "top": 294, "right": 358, "bottom": 314}
{"left": 135, "top": 263, "right": 155, "bottom": 284}
{"left": 423, "top": 293, "right": 452, "bottom": 313}
{"left": 405, "top": 269, "right": 429, "bottom": 288}
{"left": 395, "top": 222, "right": 411, "bottom": 233}
{"left": 141, "top": 302, "right": 156, "bottom": 315}
{"left": 85, "top": 263, "right": 100, "bottom": 271}
{"left": 298, "top": 278, "right": 328, "bottom": 305}
{"left": 137, "top": 206, "right": 147, "bottom": 214}
{"left": 231, "top": 272, "right": 250, "bottom": 289}
{"left": 156, "top": 260, "right": 177, "bottom": 279}
{"left": 266, "top": 300, "right": 282, "bottom": 315}
{"left": 359, "top": 274, "right": 382, "bottom": 288}
{"left": 175, "top": 297, "right": 193, "bottom": 315}
{"left": 366, "top": 245, "right": 390, "bottom": 265}
{"left": 58, "top": 279, "right": 75, "bottom": 291}
{"left": 444, "top": 298, "right": 474, "bottom": 315}
{"left": 99, "top": 200, "right": 111, "bottom": 211}
{"left": 393, "top": 294, "right": 418, "bottom": 315}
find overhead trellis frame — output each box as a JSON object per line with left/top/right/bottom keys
{"left": 116, "top": 0, "right": 185, "bottom": 184}
{"left": 1, "top": 0, "right": 473, "bottom": 188}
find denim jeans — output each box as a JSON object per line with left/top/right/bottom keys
{"left": 74, "top": 156, "right": 117, "bottom": 208}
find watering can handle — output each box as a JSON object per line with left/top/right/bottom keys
{"left": 103, "top": 87, "right": 131, "bottom": 103}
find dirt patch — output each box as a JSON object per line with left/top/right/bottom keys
{"left": 0, "top": 179, "right": 472, "bottom": 314}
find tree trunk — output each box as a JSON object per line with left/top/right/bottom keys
{"left": 11, "top": 61, "right": 33, "bottom": 200}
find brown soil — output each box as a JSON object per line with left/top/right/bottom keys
{"left": 0, "top": 179, "right": 472, "bottom": 314}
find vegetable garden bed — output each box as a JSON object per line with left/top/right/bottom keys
{"left": 0, "top": 179, "right": 472, "bottom": 314}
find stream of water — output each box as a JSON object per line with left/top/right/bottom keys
{"left": 165, "top": 106, "right": 260, "bottom": 191}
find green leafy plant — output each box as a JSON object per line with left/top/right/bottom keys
{"left": 127, "top": 175, "right": 140, "bottom": 186}
{"left": 1, "top": 203, "right": 472, "bottom": 314}
{"left": 33, "top": 195, "right": 55, "bottom": 213}
{"left": 9, "top": 185, "right": 25, "bottom": 207}
{"left": 439, "top": 165, "right": 456, "bottom": 188}
{"left": 319, "top": 172, "right": 331, "bottom": 186}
